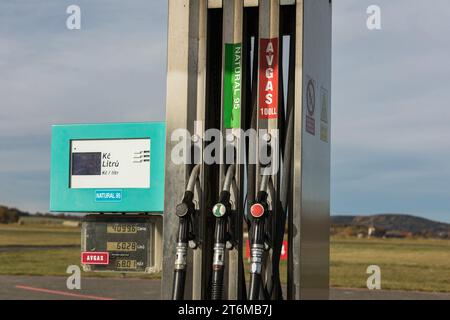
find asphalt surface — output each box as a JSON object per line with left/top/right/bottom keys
{"left": 1, "top": 275, "right": 450, "bottom": 300}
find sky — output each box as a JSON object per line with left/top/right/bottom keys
{"left": 0, "top": 0, "right": 449, "bottom": 222}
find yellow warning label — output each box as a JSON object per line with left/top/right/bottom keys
{"left": 320, "top": 87, "right": 328, "bottom": 124}
{"left": 320, "top": 125, "right": 328, "bottom": 143}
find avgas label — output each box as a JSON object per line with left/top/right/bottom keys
{"left": 259, "top": 38, "right": 279, "bottom": 119}
{"left": 81, "top": 252, "right": 109, "bottom": 265}
{"left": 223, "top": 43, "right": 242, "bottom": 129}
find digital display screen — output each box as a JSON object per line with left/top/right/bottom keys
{"left": 106, "top": 242, "right": 137, "bottom": 252}
{"left": 116, "top": 260, "right": 137, "bottom": 270}
{"left": 70, "top": 139, "right": 151, "bottom": 189}
{"left": 72, "top": 152, "right": 102, "bottom": 176}
{"left": 107, "top": 224, "right": 138, "bottom": 234}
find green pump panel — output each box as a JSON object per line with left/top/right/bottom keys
{"left": 50, "top": 122, "right": 165, "bottom": 213}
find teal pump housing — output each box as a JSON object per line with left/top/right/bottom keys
{"left": 50, "top": 122, "right": 165, "bottom": 213}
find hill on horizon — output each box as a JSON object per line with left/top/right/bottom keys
{"left": 332, "top": 214, "right": 450, "bottom": 238}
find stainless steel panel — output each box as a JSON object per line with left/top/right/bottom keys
{"left": 291, "top": 0, "right": 332, "bottom": 300}
{"left": 162, "top": 0, "right": 208, "bottom": 300}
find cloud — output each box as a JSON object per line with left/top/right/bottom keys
{"left": 332, "top": 0, "right": 450, "bottom": 222}
{"left": 0, "top": 0, "right": 167, "bottom": 139}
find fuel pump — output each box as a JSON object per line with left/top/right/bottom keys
{"left": 163, "top": 0, "right": 332, "bottom": 300}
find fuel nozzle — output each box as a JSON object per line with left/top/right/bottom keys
{"left": 172, "top": 165, "right": 201, "bottom": 301}
{"left": 175, "top": 190, "right": 198, "bottom": 249}
{"left": 248, "top": 190, "right": 270, "bottom": 300}
{"left": 250, "top": 190, "right": 269, "bottom": 220}
{"left": 210, "top": 190, "right": 233, "bottom": 300}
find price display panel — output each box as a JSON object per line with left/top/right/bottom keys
{"left": 81, "top": 215, "right": 153, "bottom": 273}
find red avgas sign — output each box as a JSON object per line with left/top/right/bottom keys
{"left": 81, "top": 252, "right": 109, "bottom": 265}
{"left": 259, "top": 38, "right": 279, "bottom": 119}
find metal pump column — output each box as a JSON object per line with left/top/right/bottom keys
{"left": 256, "top": 0, "right": 281, "bottom": 299}
{"left": 219, "top": 0, "right": 245, "bottom": 300}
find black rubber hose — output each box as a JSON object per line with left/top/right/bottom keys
{"left": 211, "top": 217, "right": 227, "bottom": 300}
{"left": 249, "top": 273, "right": 262, "bottom": 300}
{"left": 172, "top": 269, "right": 186, "bottom": 300}
{"left": 248, "top": 216, "right": 266, "bottom": 300}
{"left": 172, "top": 217, "right": 189, "bottom": 300}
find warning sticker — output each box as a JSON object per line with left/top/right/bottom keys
{"left": 259, "top": 38, "right": 279, "bottom": 119}
{"left": 320, "top": 87, "right": 329, "bottom": 143}
{"left": 223, "top": 43, "right": 242, "bottom": 129}
{"left": 305, "top": 78, "right": 316, "bottom": 136}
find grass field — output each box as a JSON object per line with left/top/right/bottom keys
{"left": 331, "top": 237, "right": 450, "bottom": 292}
{"left": 0, "top": 224, "right": 80, "bottom": 246}
{"left": 1, "top": 224, "right": 450, "bottom": 291}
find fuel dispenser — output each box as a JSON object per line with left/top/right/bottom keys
{"left": 164, "top": 0, "right": 332, "bottom": 300}
{"left": 50, "top": 122, "right": 165, "bottom": 274}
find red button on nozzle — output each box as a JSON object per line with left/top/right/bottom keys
{"left": 250, "top": 203, "right": 265, "bottom": 218}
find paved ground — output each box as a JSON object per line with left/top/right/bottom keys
{"left": 1, "top": 275, "right": 450, "bottom": 300}
{"left": 0, "top": 275, "right": 159, "bottom": 300}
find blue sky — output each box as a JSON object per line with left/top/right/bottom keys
{"left": 0, "top": 1, "right": 449, "bottom": 222}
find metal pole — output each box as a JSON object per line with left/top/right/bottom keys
{"left": 220, "top": 0, "right": 245, "bottom": 300}
{"left": 162, "top": 0, "right": 208, "bottom": 300}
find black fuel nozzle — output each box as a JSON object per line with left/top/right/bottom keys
{"left": 175, "top": 190, "right": 198, "bottom": 248}
{"left": 248, "top": 190, "right": 270, "bottom": 300}
{"left": 210, "top": 190, "right": 233, "bottom": 300}
{"left": 172, "top": 190, "right": 197, "bottom": 301}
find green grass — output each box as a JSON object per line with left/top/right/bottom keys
{"left": 0, "top": 224, "right": 80, "bottom": 246}
{"left": 2, "top": 224, "right": 450, "bottom": 291}
{"left": 331, "top": 237, "right": 450, "bottom": 292}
